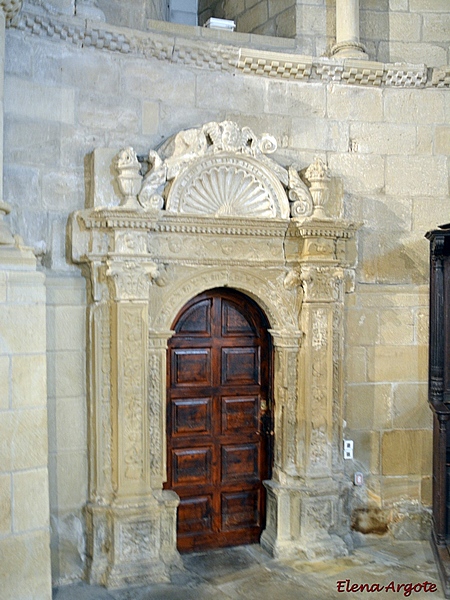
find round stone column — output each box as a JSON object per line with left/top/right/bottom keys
{"left": 332, "top": 0, "right": 368, "bottom": 60}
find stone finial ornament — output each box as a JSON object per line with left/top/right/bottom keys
{"left": 114, "top": 147, "right": 143, "bottom": 209}
{"left": 305, "top": 157, "right": 331, "bottom": 220}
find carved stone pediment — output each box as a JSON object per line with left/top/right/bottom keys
{"left": 106, "top": 121, "right": 337, "bottom": 223}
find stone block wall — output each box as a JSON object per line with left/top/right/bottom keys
{"left": 0, "top": 249, "right": 52, "bottom": 600}
{"left": 361, "top": 0, "right": 450, "bottom": 66}
{"left": 46, "top": 275, "right": 87, "bottom": 584}
{"left": 3, "top": 6, "right": 450, "bottom": 584}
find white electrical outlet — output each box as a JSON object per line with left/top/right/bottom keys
{"left": 343, "top": 439, "right": 354, "bottom": 460}
{"left": 354, "top": 472, "right": 364, "bottom": 486}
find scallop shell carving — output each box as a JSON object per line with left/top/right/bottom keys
{"left": 183, "top": 166, "right": 275, "bottom": 218}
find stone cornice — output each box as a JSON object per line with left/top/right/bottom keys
{"left": 10, "top": 6, "right": 448, "bottom": 88}
{"left": 288, "top": 219, "right": 360, "bottom": 240}
{"left": 78, "top": 210, "right": 290, "bottom": 238}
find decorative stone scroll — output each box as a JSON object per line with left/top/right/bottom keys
{"left": 71, "top": 121, "right": 359, "bottom": 587}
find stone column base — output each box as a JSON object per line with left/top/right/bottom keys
{"left": 261, "top": 479, "right": 350, "bottom": 560}
{"left": 331, "top": 41, "right": 368, "bottom": 60}
{"left": 85, "top": 490, "right": 181, "bottom": 588}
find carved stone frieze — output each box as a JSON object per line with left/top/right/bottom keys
{"left": 89, "top": 302, "right": 113, "bottom": 503}
{"left": 288, "top": 167, "right": 313, "bottom": 219}
{"left": 166, "top": 155, "right": 286, "bottom": 219}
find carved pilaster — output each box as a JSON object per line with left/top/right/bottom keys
{"left": 148, "top": 330, "right": 174, "bottom": 488}
{"left": 83, "top": 255, "right": 179, "bottom": 587}
{"left": 269, "top": 330, "right": 303, "bottom": 479}
{"left": 300, "top": 266, "right": 345, "bottom": 477}
{"left": 88, "top": 301, "right": 113, "bottom": 504}
{"left": 111, "top": 301, "right": 151, "bottom": 498}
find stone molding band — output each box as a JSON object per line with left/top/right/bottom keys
{"left": 8, "top": 7, "right": 449, "bottom": 89}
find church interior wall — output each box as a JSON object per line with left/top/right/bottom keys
{"left": 1, "top": 0, "right": 450, "bottom": 594}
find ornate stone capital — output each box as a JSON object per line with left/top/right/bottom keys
{"left": 1, "top": 0, "right": 22, "bottom": 23}
{"left": 301, "top": 266, "right": 344, "bottom": 303}
{"left": 106, "top": 260, "right": 160, "bottom": 301}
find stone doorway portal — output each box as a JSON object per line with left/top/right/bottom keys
{"left": 165, "top": 288, "right": 272, "bottom": 552}
{"left": 71, "top": 120, "right": 359, "bottom": 588}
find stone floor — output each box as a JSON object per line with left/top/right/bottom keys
{"left": 53, "top": 535, "right": 447, "bottom": 599}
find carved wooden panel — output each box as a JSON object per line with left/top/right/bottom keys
{"left": 221, "top": 347, "right": 260, "bottom": 385}
{"left": 178, "top": 496, "right": 213, "bottom": 534}
{"left": 172, "top": 397, "right": 212, "bottom": 436}
{"left": 171, "top": 349, "right": 211, "bottom": 386}
{"left": 172, "top": 448, "right": 212, "bottom": 485}
{"left": 165, "top": 288, "right": 271, "bottom": 551}
{"left": 221, "top": 443, "right": 259, "bottom": 482}
{"left": 221, "top": 396, "right": 259, "bottom": 434}
{"left": 222, "top": 490, "right": 260, "bottom": 530}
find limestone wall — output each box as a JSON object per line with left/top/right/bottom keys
{"left": 361, "top": 0, "right": 450, "bottom": 66}
{"left": 3, "top": 6, "right": 450, "bottom": 585}
{"left": 0, "top": 246, "right": 52, "bottom": 600}
{"left": 21, "top": 1, "right": 450, "bottom": 65}
{"left": 198, "top": 1, "right": 450, "bottom": 64}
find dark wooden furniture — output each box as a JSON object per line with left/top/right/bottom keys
{"left": 427, "top": 226, "right": 450, "bottom": 598}
{"left": 164, "top": 288, "right": 272, "bottom": 552}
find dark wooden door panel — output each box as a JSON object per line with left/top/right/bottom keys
{"left": 171, "top": 349, "right": 212, "bottom": 386}
{"left": 222, "top": 301, "right": 255, "bottom": 336}
{"left": 176, "top": 299, "right": 212, "bottom": 336}
{"left": 171, "top": 447, "right": 212, "bottom": 485}
{"left": 178, "top": 496, "right": 213, "bottom": 534}
{"left": 221, "top": 396, "right": 259, "bottom": 433}
{"left": 165, "top": 289, "right": 272, "bottom": 552}
{"left": 221, "top": 490, "right": 260, "bottom": 530}
{"left": 171, "top": 397, "right": 212, "bottom": 436}
{"left": 221, "top": 444, "right": 259, "bottom": 482}
{"left": 221, "top": 347, "right": 260, "bottom": 385}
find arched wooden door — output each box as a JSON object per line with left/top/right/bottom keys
{"left": 165, "top": 288, "right": 272, "bottom": 552}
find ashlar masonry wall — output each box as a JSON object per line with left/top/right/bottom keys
{"left": 3, "top": 3, "right": 450, "bottom": 586}
{"left": 0, "top": 244, "right": 51, "bottom": 600}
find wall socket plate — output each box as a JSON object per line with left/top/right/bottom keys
{"left": 343, "top": 439, "right": 354, "bottom": 460}
{"left": 354, "top": 472, "right": 364, "bottom": 486}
